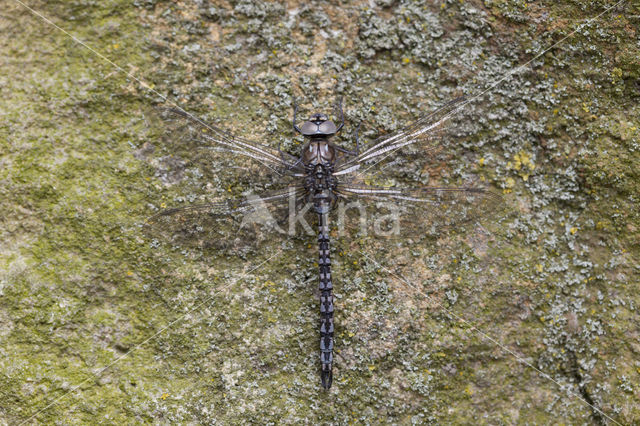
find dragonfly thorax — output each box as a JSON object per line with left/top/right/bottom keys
{"left": 302, "top": 140, "right": 336, "bottom": 167}
{"left": 303, "top": 162, "right": 337, "bottom": 214}
{"left": 305, "top": 163, "right": 333, "bottom": 189}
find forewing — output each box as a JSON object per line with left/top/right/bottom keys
{"left": 335, "top": 97, "right": 468, "bottom": 178}
{"left": 142, "top": 107, "right": 304, "bottom": 187}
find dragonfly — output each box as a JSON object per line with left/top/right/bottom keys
{"left": 146, "top": 96, "right": 507, "bottom": 390}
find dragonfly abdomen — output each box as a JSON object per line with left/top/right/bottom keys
{"left": 317, "top": 212, "right": 334, "bottom": 389}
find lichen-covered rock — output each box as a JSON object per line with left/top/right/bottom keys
{"left": 1, "top": 0, "right": 638, "bottom": 424}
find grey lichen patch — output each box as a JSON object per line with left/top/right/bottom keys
{"left": 1, "top": 0, "right": 639, "bottom": 424}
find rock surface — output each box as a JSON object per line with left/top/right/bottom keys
{"left": 1, "top": 0, "right": 638, "bottom": 424}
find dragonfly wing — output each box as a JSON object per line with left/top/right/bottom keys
{"left": 145, "top": 107, "right": 304, "bottom": 183}
{"left": 334, "top": 97, "right": 468, "bottom": 177}
{"left": 332, "top": 183, "right": 511, "bottom": 242}
{"left": 145, "top": 186, "right": 312, "bottom": 255}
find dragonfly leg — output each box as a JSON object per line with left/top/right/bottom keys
{"left": 276, "top": 100, "right": 302, "bottom": 170}
{"left": 276, "top": 140, "right": 301, "bottom": 171}
{"left": 331, "top": 121, "right": 361, "bottom": 158}
{"left": 335, "top": 96, "right": 344, "bottom": 133}
{"left": 334, "top": 145, "right": 358, "bottom": 157}
{"left": 293, "top": 96, "right": 302, "bottom": 134}
{"left": 284, "top": 156, "right": 303, "bottom": 172}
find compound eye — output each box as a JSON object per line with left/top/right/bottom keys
{"left": 300, "top": 121, "right": 317, "bottom": 135}
{"left": 318, "top": 120, "right": 337, "bottom": 135}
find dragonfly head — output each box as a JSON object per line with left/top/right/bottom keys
{"left": 299, "top": 113, "right": 338, "bottom": 138}
{"left": 309, "top": 113, "right": 329, "bottom": 124}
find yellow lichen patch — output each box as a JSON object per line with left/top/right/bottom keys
{"left": 160, "top": 393, "right": 169, "bottom": 400}
{"left": 611, "top": 67, "right": 623, "bottom": 82}
{"left": 505, "top": 177, "right": 515, "bottom": 189}
{"left": 512, "top": 151, "right": 535, "bottom": 172}
{"left": 511, "top": 151, "right": 535, "bottom": 181}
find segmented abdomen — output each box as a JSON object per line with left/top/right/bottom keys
{"left": 317, "top": 212, "right": 334, "bottom": 389}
